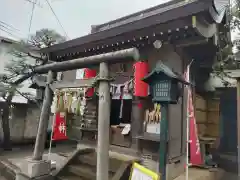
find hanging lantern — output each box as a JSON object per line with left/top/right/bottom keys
{"left": 134, "top": 61, "right": 149, "bottom": 97}
{"left": 84, "top": 68, "right": 96, "bottom": 97}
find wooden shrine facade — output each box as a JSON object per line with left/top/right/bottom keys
{"left": 40, "top": 0, "right": 230, "bottom": 179}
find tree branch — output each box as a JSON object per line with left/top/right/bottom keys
{"left": 27, "top": 52, "right": 44, "bottom": 61}
{"left": 15, "top": 88, "right": 40, "bottom": 107}
{"left": 1, "top": 95, "right": 7, "bottom": 101}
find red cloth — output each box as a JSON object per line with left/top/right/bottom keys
{"left": 84, "top": 68, "right": 96, "bottom": 97}
{"left": 84, "top": 68, "right": 97, "bottom": 78}
{"left": 188, "top": 90, "right": 203, "bottom": 165}
{"left": 133, "top": 62, "right": 149, "bottom": 97}
{"left": 184, "top": 66, "right": 203, "bottom": 166}
{"left": 52, "top": 112, "right": 68, "bottom": 141}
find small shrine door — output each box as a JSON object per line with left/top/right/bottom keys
{"left": 110, "top": 81, "right": 133, "bottom": 147}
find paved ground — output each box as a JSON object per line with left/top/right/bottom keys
{"left": 174, "top": 168, "right": 237, "bottom": 180}
{"left": 0, "top": 142, "right": 237, "bottom": 180}
{"left": 0, "top": 142, "right": 77, "bottom": 174}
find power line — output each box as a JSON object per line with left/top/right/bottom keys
{"left": 27, "top": 0, "right": 37, "bottom": 40}
{"left": 23, "top": 0, "right": 43, "bottom": 8}
{"left": 0, "top": 27, "right": 20, "bottom": 39}
{"left": 0, "top": 21, "right": 19, "bottom": 32}
{"left": 45, "top": 0, "right": 69, "bottom": 39}
{"left": 0, "top": 22, "right": 25, "bottom": 39}
{"left": 0, "top": 24, "right": 17, "bottom": 34}
{"left": 0, "top": 21, "right": 22, "bottom": 38}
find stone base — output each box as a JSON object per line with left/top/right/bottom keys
{"left": 20, "top": 158, "right": 51, "bottom": 178}
{"left": 16, "top": 173, "right": 54, "bottom": 180}
{"left": 166, "top": 157, "right": 185, "bottom": 180}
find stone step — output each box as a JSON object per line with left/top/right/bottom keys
{"left": 55, "top": 148, "right": 134, "bottom": 180}
{"left": 68, "top": 163, "right": 114, "bottom": 180}
{"left": 68, "top": 164, "right": 96, "bottom": 180}
{"left": 0, "top": 176, "right": 7, "bottom": 180}
{"left": 0, "top": 159, "right": 18, "bottom": 180}
{"left": 77, "top": 153, "right": 122, "bottom": 173}
{"left": 83, "top": 114, "right": 96, "bottom": 120}
{"left": 82, "top": 120, "right": 97, "bottom": 125}
{"left": 72, "top": 126, "right": 97, "bottom": 132}
{"left": 85, "top": 105, "right": 97, "bottom": 111}
{"left": 84, "top": 109, "right": 95, "bottom": 113}
{"left": 57, "top": 175, "right": 84, "bottom": 180}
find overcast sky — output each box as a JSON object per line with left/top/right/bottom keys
{"left": 0, "top": 0, "right": 171, "bottom": 40}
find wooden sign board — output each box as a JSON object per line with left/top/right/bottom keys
{"left": 130, "top": 163, "right": 160, "bottom": 180}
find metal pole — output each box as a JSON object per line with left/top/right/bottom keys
{"left": 32, "top": 71, "right": 55, "bottom": 160}
{"left": 185, "top": 60, "right": 193, "bottom": 180}
{"left": 237, "top": 78, "right": 240, "bottom": 179}
{"left": 186, "top": 88, "right": 190, "bottom": 180}
{"left": 97, "top": 62, "right": 111, "bottom": 180}
{"left": 34, "top": 48, "right": 139, "bottom": 74}
{"left": 48, "top": 113, "right": 56, "bottom": 160}
{"left": 159, "top": 103, "right": 168, "bottom": 180}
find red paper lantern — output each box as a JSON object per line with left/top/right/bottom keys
{"left": 84, "top": 68, "right": 97, "bottom": 79}
{"left": 84, "top": 68, "right": 96, "bottom": 97}
{"left": 134, "top": 61, "right": 149, "bottom": 97}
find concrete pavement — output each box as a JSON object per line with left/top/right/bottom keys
{"left": 0, "top": 142, "right": 237, "bottom": 180}
{"left": 0, "top": 142, "right": 77, "bottom": 175}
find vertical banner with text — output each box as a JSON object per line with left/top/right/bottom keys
{"left": 185, "top": 66, "right": 203, "bottom": 166}
{"left": 52, "top": 112, "right": 68, "bottom": 141}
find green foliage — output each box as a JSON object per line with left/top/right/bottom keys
{"left": 231, "top": 1, "right": 240, "bottom": 27}
{"left": 0, "top": 28, "right": 66, "bottom": 101}
{"left": 231, "top": 1, "right": 240, "bottom": 50}
{"left": 213, "top": 2, "right": 240, "bottom": 72}
{"left": 28, "top": 28, "right": 66, "bottom": 48}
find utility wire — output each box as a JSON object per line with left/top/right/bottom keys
{"left": 0, "top": 20, "right": 22, "bottom": 39}
{"left": 27, "top": 0, "right": 37, "bottom": 41}
{"left": 0, "top": 21, "right": 19, "bottom": 31}
{"left": 0, "top": 24, "right": 18, "bottom": 34}
{"left": 45, "top": 0, "right": 69, "bottom": 39}
{"left": 23, "top": 0, "right": 43, "bottom": 8}
{"left": 0, "top": 27, "right": 20, "bottom": 39}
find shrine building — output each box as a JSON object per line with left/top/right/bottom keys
{"left": 40, "top": 0, "right": 230, "bottom": 179}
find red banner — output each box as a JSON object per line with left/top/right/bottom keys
{"left": 52, "top": 112, "right": 68, "bottom": 141}
{"left": 185, "top": 66, "right": 203, "bottom": 166}
{"left": 188, "top": 90, "right": 203, "bottom": 165}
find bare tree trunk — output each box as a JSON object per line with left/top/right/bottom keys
{"left": 1, "top": 95, "right": 13, "bottom": 150}
{"left": 1, "top": 104, "right": 11, "bottom": 150}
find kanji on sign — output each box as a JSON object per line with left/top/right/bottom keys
{"left": 58, "top": 122, "right": 66, "bottom": 134}
{"left": 52, "top": 112, "right": 68, "bottom": 141}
